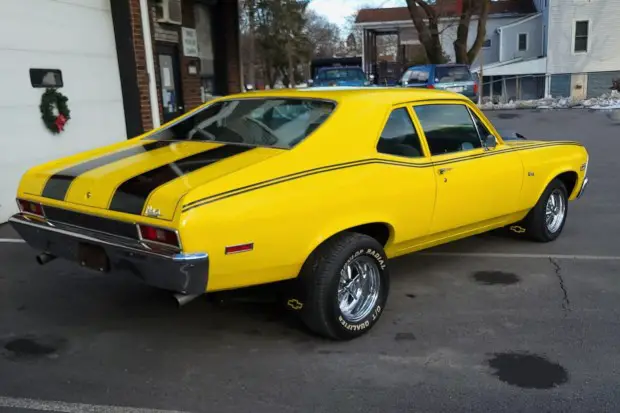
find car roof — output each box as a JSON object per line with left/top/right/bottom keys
{"left": 224, "top": 87, "right": 468, "bottom": 106}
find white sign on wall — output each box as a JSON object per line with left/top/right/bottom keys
{"left": 181, "top": 27, "right": 198, "bottom": 57}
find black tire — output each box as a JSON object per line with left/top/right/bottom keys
{"left": 292, "top": 232, "right": 390, "bottom": 340}
{"left": 522, "top": 178, "right": 569, "bottom": 242}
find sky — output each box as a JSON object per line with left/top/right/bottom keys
{"left": 308, "top": 0, "right": 405, "bottom": 29}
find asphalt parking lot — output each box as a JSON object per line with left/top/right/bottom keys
{"left": 0, "top": 109, "right": 619, "bottom": 413}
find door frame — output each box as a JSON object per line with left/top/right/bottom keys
{"left": 156, "top": 42, "right": 185, "bottom": 123}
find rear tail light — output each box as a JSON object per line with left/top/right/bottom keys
{"left": 138, "top": 224, "right": 180, "bottom": 248}
{"left": 426, "top": 84, "right": 435, "bottom": 89}
{"left": 17, "top": 199, "right": 44, "bottom": 216}
{"left": 474, "top": 82, "right": 479, "bottom": 95}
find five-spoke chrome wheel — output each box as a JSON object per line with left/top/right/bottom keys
{"left": 545, "top": 188, "right": 566, "bottom": 233}
{"left": 338, "top": 256, "right": 380, "bottom": 323}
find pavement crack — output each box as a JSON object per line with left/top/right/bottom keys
{"left": 549, "top": 257, "right": 571, "bottom": 314}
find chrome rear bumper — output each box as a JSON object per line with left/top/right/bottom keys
{"left": 9, "top": 213, "right": 209, "bottom": 295}
{"left": 576, "top": 177, "right": 589, "bottom": 199}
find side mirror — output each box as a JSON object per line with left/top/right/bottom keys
{"left": 245, "top": 84, "right": 254, "bottom": 92}
{"left": 484, "top": 134, "right": 497, "bottom": 150}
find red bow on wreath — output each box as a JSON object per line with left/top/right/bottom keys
{"left": 55, "top": 114, "right": 67, "bottom": 132}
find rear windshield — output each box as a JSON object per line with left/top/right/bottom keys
{"left": 148, "top": 98, "right": 336, "bottom": 149}
{"left": 318, "top": 69, "right": 365, "bottom": 81}
{"left": 435, "top": 66, "right": 472, "bottom": 82}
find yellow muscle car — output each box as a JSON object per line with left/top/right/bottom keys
{"left": 10, "top": 87, "right": 589, "bottom": 340}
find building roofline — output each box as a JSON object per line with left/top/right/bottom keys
{"left": 497, "top": 12, "right": 542, "bottom": 30}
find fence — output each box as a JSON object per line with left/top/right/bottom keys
{"left": 479, "top": 70, "right": 620, "bottom": 103}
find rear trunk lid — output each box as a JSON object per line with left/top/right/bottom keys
{"left": 25, "top": 140, "right": 284, "bottom": 221}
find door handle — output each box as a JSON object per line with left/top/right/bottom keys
{"left": 438, "top": 167, "right": 453, "bottom": 175}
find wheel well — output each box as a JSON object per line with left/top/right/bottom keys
{"left": 556, "top": 171, "right": 578, "bottom": 197}
{"left": 347, "top": 223, "right": 392, "bottom": 247}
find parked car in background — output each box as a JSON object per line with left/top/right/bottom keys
{"left": 309, "top": 66, "right": 373, "bottom": 87}
{"left": 398, "top": 64, "right": 478, "bottom": 101}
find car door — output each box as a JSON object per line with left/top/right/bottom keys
{"left": 374, "top": 106, "right": 436, "bottom": 249}
{"left": 411, "top": 101, "right": 523, "bottom": 235}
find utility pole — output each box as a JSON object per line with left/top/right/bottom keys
{"left": 478, "top": 46, "right": 484, "bottom": 105}
{"left": 248, "top": 0, "right": 256, "bottom": 88}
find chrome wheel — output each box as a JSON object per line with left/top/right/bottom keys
{"left": 338, "top": 256, "right": 380, "bottom": 323}
{"left": 545, "top": 189, "right": 566, "bottom": 233}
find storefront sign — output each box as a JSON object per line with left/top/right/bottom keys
{"left": 181, "top": 27, "right": 198, "bottom": 57}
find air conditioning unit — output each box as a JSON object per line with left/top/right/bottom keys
{"left": 156, "top": 0, "right": 182, "bottom": 25}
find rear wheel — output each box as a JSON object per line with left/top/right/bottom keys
{"left": 522, "top": 178, "right": 569, "bottom": 242}
{"left": 293, "top": 232, "right": 390, "bottom": 340}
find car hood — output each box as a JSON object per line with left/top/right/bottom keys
{"left": 21, "top": 139, "right": 284, "bottom": 221}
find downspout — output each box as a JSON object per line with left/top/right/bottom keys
{"left": 139, "top": 0, "right": 161, "bottom": 129}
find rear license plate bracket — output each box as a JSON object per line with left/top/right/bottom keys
{"left": 78, "top": 243, "right": 110, "bottom": 272}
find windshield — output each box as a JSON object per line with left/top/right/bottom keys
{"left": 318, "top": 69, "right": 365, "bottom": 81}
{"left": 148, "top": 98, "right": 336, "bottom": 149}
{"left": 435, "top": 66, "right": 472, "bottom": 82}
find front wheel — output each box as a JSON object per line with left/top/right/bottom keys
{"left": 294, "top": 232, "right": 390, "bottom": 340}
{"left": 522, "top": 178, "right": 569, "bottom": 242}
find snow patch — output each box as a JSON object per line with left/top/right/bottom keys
{"left": 478, "top": 90, "right": 620, "bottom": 110}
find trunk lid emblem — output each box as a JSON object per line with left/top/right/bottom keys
{"left": 145, "top": 206, "right": 161, "bottom": 217}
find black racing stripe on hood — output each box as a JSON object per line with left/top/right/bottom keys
{"left": 108, "top": 145, "right": 253, "bottom": 215}
{"left": 41, "top": 141, "right": 172, "bottom": 201}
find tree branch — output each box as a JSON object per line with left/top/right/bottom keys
{"left": 467, "top": 0, "right": 490, "bottom": 64}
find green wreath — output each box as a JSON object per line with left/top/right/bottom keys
{"left": 40, "top": 88, "right": 71, "bottom": 134}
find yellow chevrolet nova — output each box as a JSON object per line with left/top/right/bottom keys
{"left": 11, "top": 87, "right": 588, "bottom": 340}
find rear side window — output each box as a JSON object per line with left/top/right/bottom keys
{"left": 318, "top": 69, "right": 365, "bottom": 81}
{"left": 435, "top": 66, "right": 472, "bottom": 82}
{"left": 148, "top": 98, "right": 335, "bottom": 149}
{"left": 413, "top": 104, "right": 482, "bottom": 155}
{"left": 376, "top": 108, "right": 424, "bottom": 158}
{"left": 402, "top": 66, "right": 430, "bottom": 83}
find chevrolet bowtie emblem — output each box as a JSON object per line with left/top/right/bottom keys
{"left": 145, "top": 206, "right": 161, "bottom": 217}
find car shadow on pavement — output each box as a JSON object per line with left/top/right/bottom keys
{"left": 2, "top": 259, "right": 320, "bottom": 345}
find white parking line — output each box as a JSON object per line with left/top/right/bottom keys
{"left": 0, "top": 238, "right": 24, "bottom": 243}
{"left": 0, "top": 396, "right": 191, "bottom": 413}
{"left": 417, "top": 252, "right": 620, "bottom": 261}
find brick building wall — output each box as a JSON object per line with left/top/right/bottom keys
{"left": 118, "top": 0, "right": 241, "bottom": 136}
{"left": 127, "top": 0, "right": 162, "bottom": 131}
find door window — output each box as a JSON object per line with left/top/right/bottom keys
{"left": 413, "top": 104, "right": 482, "bottom": 155}
{"left": 468, "top": 108, "right": 493, "bottom": 141}
{"left": 376, "top": 108, "right": 424, "bottom": 158}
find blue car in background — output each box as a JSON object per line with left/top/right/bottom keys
{"left": 309, "top": 66, "right": 373, "bottom": 87}
{"left": 397, "top": 64, "right": 479, "bottom": 100}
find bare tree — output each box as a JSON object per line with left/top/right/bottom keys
{"left": 453, "top": 0, "right": 491, "bottom": 64}
{"left": 404, "top": 0, "right": 491, "bottom": 64}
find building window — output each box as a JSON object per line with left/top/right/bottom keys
{"left": 518, "top": 33, "right": 528, "bottom": 51}
{"left": 482, "top": 39, "right": 491, "bottom": 49}
{"left": 574, "top": 21, "right": 589, "bottom": 53}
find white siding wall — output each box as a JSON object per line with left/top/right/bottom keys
{"left": 0, "top": 0, "right": 126, "bottom": 223}
{"left": 547, "top": 0, "right": 620, "bottom": 74}
{"left": 439, "top": 16, "right": 522, "bottom": 66}
{"left": 499, "top": 14, "right": 543, "bottom": 62}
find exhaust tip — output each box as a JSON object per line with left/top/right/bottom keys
{"left": 174, "top": 293, "right": 201, "bottom": 307}
{"left": 36, "top": 253, "right": 57, "bottom": 265}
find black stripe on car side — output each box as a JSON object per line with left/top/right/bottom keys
{"left": 41, "top": 141, "right": 172, "bottom": 201}
{"left": 182, "top": 141, "right": 583, "bottom": 212}
{"left": 109, "top": 144, "right": 253, "bottom": 215}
